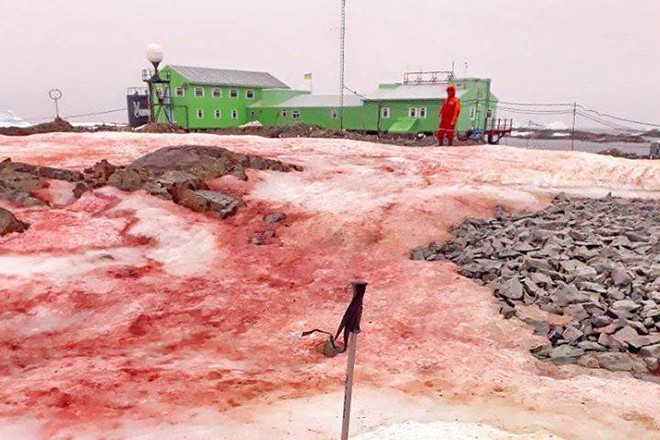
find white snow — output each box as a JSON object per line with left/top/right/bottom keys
{"left": 112, "top": 194, "right": 221, "bottom": 276}
{"left": 544, "top": 121, "right": 569, "bottom": 131}
{"left": 0, "top": 247, "right": 145, "bottom": 279}
{"left": 354, "top": 421, "right": 562, "bottom": 440}
{"left": 551, "top": 132, "right": 570, "bottom": 138}
{"left": 0, "top": 110, "right": 30, "bottom": 128}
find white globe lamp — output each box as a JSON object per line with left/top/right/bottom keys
{"left": 146, "top": 43, "right": 164, "bottom": 70}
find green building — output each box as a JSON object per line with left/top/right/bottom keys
{"left": 149, "top": 67, "right": 498, "bottom": 134}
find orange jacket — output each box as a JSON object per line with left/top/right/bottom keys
{"left": 439, "top": 86, "right": 461, "bottom": 128}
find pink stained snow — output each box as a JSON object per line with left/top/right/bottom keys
{"left": 0, "top": 132, "right": 658, "bottom": 440}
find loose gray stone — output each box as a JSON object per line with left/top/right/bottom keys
{"left": 610, "top": 266, "right": 632, "bottom": 287}
{"left": 498, "top": 278, "right": 523, "bottom": 300}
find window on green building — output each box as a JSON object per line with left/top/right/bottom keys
{"left": 230, "top": 89, "right": 239, "bottom": 99}
{"left": 331, "top": 109, "right": 338, "bottom": 120}
{"left": 292, "top": 110, "right": 300, "bottom": 119}
{"left": 194, "top": 87, "right": 204, "bottom": 98}
{"left": 409, "top": 108, "right": 417, "bottom": 118}
{"left": 175, "top": 87, "right": 185, "bottom": 97}
{"left": 196, "top": 109, "right": 204, "bottom": 119}
{"left": 246, "top": 90, "right": 255, "bottom": 99}
{"left": 281, "top": 109, "right": 288, "bottom": 118}
{"left": 486, "top": 109, "right": 493, "bottom": 118}
{"left": 469, "top": 108, "right": 476, "bottom": 120}
{"left": 231, "top": 109, "right": 238, "bottom": 119}
{"left": 212, "top": 88, "right": 221, "bottom": 98}
{"left": 419, "top": 108, "right": 428, "bottom": 119}
{"left": 381, "top": 107, "right": 390, "bottom": 119}
{"left": 214, "top": 110, "right": 222, "bottom": 119}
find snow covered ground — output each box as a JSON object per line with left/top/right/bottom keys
{"left": 0, "top": 133, "right": 658, "bottom": 440}
{"left": 0, "top": 110, "right": 30, "bottom": 128}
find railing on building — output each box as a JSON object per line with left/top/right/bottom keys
{"left": 403, "top": 70, "right": 455, "bottom": 85}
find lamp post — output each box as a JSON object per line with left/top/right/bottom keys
{"left": 145, "top": 43, "right": 164, "bottom": 123}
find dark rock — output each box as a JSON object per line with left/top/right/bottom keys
{"left": 610, "top": 266, "right": 632, "bottom": 287}
{"left": 640, "top": 343, "right": 660, "bottom": 359}
{"left": 524, "top": 318, "right": 549, "bottom": 335}
{"left": 0, "top": 207, "right": 29, "bottom": 236}
{"left": 264, "top": 212, "right": 287, "bottom": 225}
{"left": 591, "top": 315, "right": 613, "bottom": 328}
{"left": 596, "top": 352, "right": 643, "bottom": 372}
{"left": 173, "top": 189, "right": 244, "bottom": 219}
{"left": 251, "top": 230, "right": 276, "bottom": 246}
{"left": 549, "top": 345, "right": 584, "bottom": 364}
{"left": 612, "top": 299, "right": 642, "bottom": 313}
{"left": 497, "top": 278, "right": 523, "bottom": 300}
{"left": 577, "top": 341, "right": 607, "bottom": 352}
{"left": 107, "top": 169, "right": 149, "bottom": 192}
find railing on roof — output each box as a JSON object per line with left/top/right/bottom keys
{"left": 403, "top": 70, "right": 455, "bottom": 85}
{"left": 127, "top": 87, "right": 149, "bottom": 96}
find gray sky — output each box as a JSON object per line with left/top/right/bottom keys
{"left": 1, "top": 0, "right": 659, "bottom": 128}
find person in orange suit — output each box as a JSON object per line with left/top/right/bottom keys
{"left": 437, "top": 85, "right": 462, "bottom": 146}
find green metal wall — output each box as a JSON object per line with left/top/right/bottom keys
{"left": 153, "top": 67, "right": 266, "bottom": 130}
{"left": 151, "top": 68, "right": 499, "bottom": 134}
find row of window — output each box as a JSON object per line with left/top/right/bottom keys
{"left": 379, "top": 107, "right": 427, "bottom": 120}
{"left": 177, "top": 87, "right": 255, "bottom": 100}
{"left": 196, "top": 109, "right": 240, "bottom": 119}
{"left": 193, "top": 107, "right": 492, "bottom": 121}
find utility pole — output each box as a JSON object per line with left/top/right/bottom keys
{"left": 339, "top": 0, "right": 346, "bottom": 131}
{"left": 571, "top": 102, "right": 577, "bottom": 151}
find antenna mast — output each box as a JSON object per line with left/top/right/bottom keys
{"left": 339, "top": 0, "right": 346, "bottom": 130}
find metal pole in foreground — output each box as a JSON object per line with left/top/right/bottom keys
{"left": 341, "top": 331, "right": 358, "bottom": 440}
{"left": 340, "top": 280, "right": 366, "bottom": 440}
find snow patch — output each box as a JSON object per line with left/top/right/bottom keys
{"left": 113, "top": 195, "right": 221, "bottom": 276}
{"left": 0, "top": 247, "right": 145, "bottom": 279}
{"left": 0, "top": 110, "right": 30, "bottom": 128}
{"left": 354, "top": 421, "right": 562, "bottom": 440}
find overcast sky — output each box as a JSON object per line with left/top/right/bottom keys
{"left": 1, "top": 0, "right": 659, "bottom": 128}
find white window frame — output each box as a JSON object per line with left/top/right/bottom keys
{"left": 196, "top": 109, "right": 204, "bottom": 119}
{"left": 281, "top": 109, "right": 288, "bottom": 118}
{"left": 230, "top": 89, "right": 239, "bottom": 99}
{"left": 409, "top": 108, "right": 417, "bottom": 118}
{"left": 292, "top": 109, "right": 301, "bottom": 119}
{"left": 194, "top": 87, "right": 204, "bottom": 98}
{"left": 156, "top": 87, "right": 165, "bottom": 98}
{"left": 231, "top": 109, "right": 238, "bottom": 119}
{"left": 486, "top": 109, "right": 494, "bottom": 118}
{"left": 419, "top": 107, "right": 428, "bottom": 119}
{"left": 246, "top": 90, "right": 255, "bottom": 99}
{"left": 381, "top": 107, "right": 390, "bottom": 119}
{"left": 214, "top": 109, "right": 222, "bottom": 119}
{"left": 330, "top": 109, "right": 338, "bottom": 120}
{"left": 469, "top": 107, "right": 476, "bottom": 120}
{"left": 212, "top": 88, "right": 222, "bottom": 98}
{"left": 175, "top": 87, "right": 185, "bottom": 98}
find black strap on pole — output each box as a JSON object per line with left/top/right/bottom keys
{"left": 302, "top": 281, "right": 367, "bottom": 353}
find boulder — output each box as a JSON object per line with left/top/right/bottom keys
{"left": 264, "top": 212, "right": 287, "bottom": 225}
{"left": 0, "top": 207, "right": 29, "bottom": 236}
{"left": 497, "top": 278, "right": 523, "bottom": 300}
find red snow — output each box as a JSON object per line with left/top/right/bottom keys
{"left": 0, "top": 133, "right": 658, "bottom": 440}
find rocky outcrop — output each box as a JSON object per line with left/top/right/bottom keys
{"left": 412, "top": 195, "right": 660, "bottom": 380}
{"left": 0, "top": 145, "right": 302, "bottom": 219}
{"left": 0, "top": 207, "right": 28, "bottom": 236}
